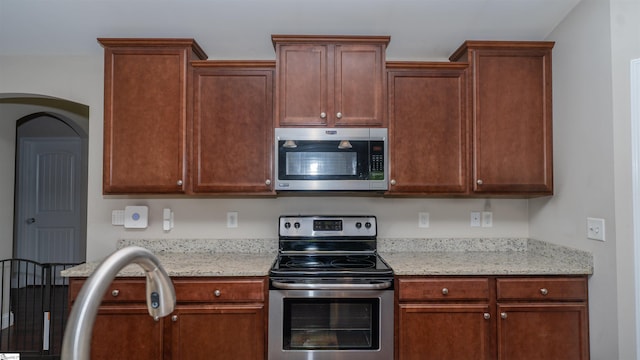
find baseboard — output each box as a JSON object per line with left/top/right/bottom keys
{"left": 1, "top": 311, "right": 14, "bottom": 329}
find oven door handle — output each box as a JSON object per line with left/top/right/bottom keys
{"left": 271, "top": 280, "right": 393, "bottom": 290}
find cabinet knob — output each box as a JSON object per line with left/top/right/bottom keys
{"left": 26, "top": 218, "right": 36, "bottom": 224}
{"left": 177, "top": 179, "right": 183, "bottom": 186}
{"left": 320, "top": 112, "right": 327, "bottom": 119}
{"left": 214, "top": 289, "right": 221, "bottom": 297}
{"left": 500, "top": 312, "right": 508, "bottom": 319}
{"left": 336, "top": 112, "right": 343, "bottom": 119}
{"left": 476, "top": 179, "right": 483, "bottom": 185}
{"left": 265, "top": 179, "right": 271, "bottom": 185}
{"left": 484, "top": 313, "right": 491, "bottom": 320}
{"left": 111, "top": 289, "right": 119, "bottom": 297}
{"left": 540, "top": 288, "right": 549, "bottom": 296}
{"left": 172, "top": 315, "right": 178, "bottom": 322}
{"left": 390, "top": 179, "right": 397, "bottom": 186}
{"left": 441, "top": 288, "right": 449, "bottom": 295}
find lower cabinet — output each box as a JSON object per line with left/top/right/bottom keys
{"left": 68, "top": 277, "right": 267, "bottom": 360}
{"left": 396, "top": 276, "right": 589, "bottom": 360}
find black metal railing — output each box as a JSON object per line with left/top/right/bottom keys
{"left": 0, "top": 259, "right": 81, "bottom": 359}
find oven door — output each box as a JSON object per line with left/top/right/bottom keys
{"left": 268, "top": 288, "right": 393, "bottom": 360}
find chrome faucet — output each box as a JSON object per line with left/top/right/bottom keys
{"left": 61, "top": 246, "right": 176, "bottom": 360}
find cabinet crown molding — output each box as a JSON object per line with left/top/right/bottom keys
{"left": 271, "top": 34, "right": 390, "bottom": 48}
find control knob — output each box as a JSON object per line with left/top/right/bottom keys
{"left": 294, "top": 222, "right": 301, "bottom": 229}
{"left": 365, "top": 222, "right": 372, "bottom": 229}
{"left": 284, "top": 222, "right": 291, "bottom": 229}
{"left": 355, "top": 222, "right": 362, "bottom": 229}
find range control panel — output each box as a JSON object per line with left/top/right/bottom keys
{"left": 279, "top": 215, "right": 377, "bottom": 238}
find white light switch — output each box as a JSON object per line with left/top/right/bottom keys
{"left": 227, "top": 212, "right": 238, "bottom": 228}
{"left": 418, "top": 212, "right": 430, "bottom": 228}
{"left": 163, "top": 208, "right": 174, "bottom": 231}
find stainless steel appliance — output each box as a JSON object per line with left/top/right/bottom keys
{"left": 274, "top": 128, "right": 388, "bottom": 191}
{"left": 268, "top": 215, "right": 394, "bottom": 360}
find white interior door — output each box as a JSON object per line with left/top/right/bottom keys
{"left": 15, "top": 137, "right": 83, "bottom": 264}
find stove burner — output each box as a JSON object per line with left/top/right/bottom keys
{"left": 330, "top": 256, "right": 376, "bottom": 269}
{"left": 279, "top": 255, "right": 379, "bottom": 271}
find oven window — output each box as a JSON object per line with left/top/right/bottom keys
{"left": 282, "top": 298, "right": 379, "bottom": 350}
{"left": 285, "top": 152, "right": 357, "bottom": 176}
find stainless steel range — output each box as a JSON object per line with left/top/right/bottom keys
{"left": 268, "top": 215, "right": 394, "bottom": 360}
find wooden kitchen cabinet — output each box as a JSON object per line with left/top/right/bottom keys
{"left": 397, "top": 277, "right": 493, "bottom": 360}
{"left": 69, "top": 277, "right": 267, "bottom": 360}
{"left": 272, "top": 35, "right": 389, "bottom": 127}
{"left": 191, "top": 61, "right": 275, "bottom": 194}
{"left": 496, "top": 277, "right": 589, "bottom": 360}
{"left": 386, "top": 63, "right": 469, "bottom": 195}
{"left": 99, "top": 38, "right": 207, "bottom": 194}
{"left": 450, "top": 41, "right": 554, "bottom": 196}
{"left": 396, "top": 276, "right": 589, "bottom": 360}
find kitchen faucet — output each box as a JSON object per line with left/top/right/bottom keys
{"left": 61, "top": 246, "right": 175, "bottom": 360}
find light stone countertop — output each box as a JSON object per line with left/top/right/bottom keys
{"left": 61, "top": 252, "right": 276, "bottom": 277}
{"left": 61, "top": 237, "right": 593, "bottom": 278}
{"left": 379, "top": 238, "right": 593, "bottom": 276}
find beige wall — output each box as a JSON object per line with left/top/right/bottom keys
{"left": 530, "top": 0, "right": 640, "bottom": 357}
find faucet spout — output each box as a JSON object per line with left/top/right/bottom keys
{"left": 61, "top": 246, "right": 176, "bottom": 360}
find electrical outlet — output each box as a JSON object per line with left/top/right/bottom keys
{"left": 587, "top": 217, "right": 605, "bottom": 241}
{"left": 419, "top": 212, "right": 430, "bottom": 228}
{"left": 482, "top": 211, "right": 493, "bottom": 227}
{"left": 470, "top": 212, "right": 481, "bottom": 227}
{"left": 227, "top": 212, "right": 238, "bottom": 228}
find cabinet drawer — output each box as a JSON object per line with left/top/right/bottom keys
{"left": 70, "top": 278, "right": 146, "bottom": 303}
{"left": 173, "top": 278, "right": 265, "bottom": 302}
{"left": 497, "top": 277, "right": 587, "bottom": 301}
{"left": 398, "top": 278, "right": 490, "bottom": 301}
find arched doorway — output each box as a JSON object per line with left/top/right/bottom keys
{"left": 0, "top": 94, "right": 89, "bottom": 262}
{"left": 14, "top": 112, "right": 88, "bottom": 264}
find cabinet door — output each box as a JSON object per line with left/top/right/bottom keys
{"left": 275, "top": 44, "right": 329, "bottom": 126}
{"left": 497, "top": 303, "right": 589, "bottom": 360}
{"left": 387, "top": 65, "right": 469, "bottom": 194}
{"left": 170, "top": 304, "right": 265, "bottom": 360}
{"left": 398, "top": 303, "right": 493, "bottom": 360}
{"left": 192, "top": 64, "right": 274, "bottom": 193}
{"left": 90, "top": 305, "right": 164, "bottom": 360}
{"left": 102, "top": 44, "right": 192, "bottom": 194}
{"left": 334, "top": 44, "right": 386, "bottom": 126}
{"left": 470, "top": 45, "right": 553, "bottom": 194}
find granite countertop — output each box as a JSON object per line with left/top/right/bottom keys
{"left": 379, "top": 238, "right": 593, "bottom": 276}
{"left": 61, "top": 239, "right": 278, "bottom": 278}
{"left": 62, "top": 237, "right": 593, "bottom": 278}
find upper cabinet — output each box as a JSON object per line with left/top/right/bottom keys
{"left": 272, "top": 35, "right": 389, "bottom": 127}
{"left": 191, "top": 61, "right": 275, "bottom": 194}
{"left": 387, "top": 63, "right": 469, "bottom": 195}
{"left": 99, "top": 38, "right": 207, "bottom": 194}
{"left": 450, "top": 41, "right": 554, "bottom": 196}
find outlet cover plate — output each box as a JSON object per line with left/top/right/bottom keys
{"left": 587, "top": 217, "right": 605, "bottom": 241}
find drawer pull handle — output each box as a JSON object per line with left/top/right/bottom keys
{"left": 483, "top": 313, "right": 490, "bottom": 320}
{"left": 172, "top": 315, "right": 178, "bottom": 322}
{"left": 500, "top": 312, "right": 508, "bottom": 319}
{"left": 111, "top": 289, "right": 119, "bottom": 297}
{"left": 441, "top": 288, "right": 449, "bottom": 295}
{"left": 214, "top": 289, "right": 221, "bottom": 297}
{"left": 540, "top": 288, "right": 549, "bottom": 296}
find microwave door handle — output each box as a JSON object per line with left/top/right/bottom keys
{"left": 271, "top": 281, "right": 392, "bottom": 290}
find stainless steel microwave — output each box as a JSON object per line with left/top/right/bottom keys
{"left": 275, "top": 128, "right": 388, "bottom": 191}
